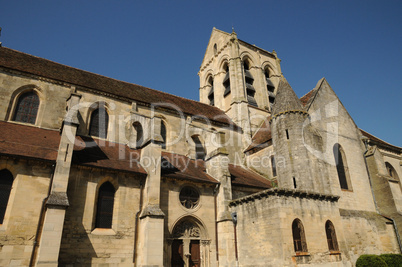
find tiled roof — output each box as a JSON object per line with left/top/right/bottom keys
{"left": 0, "top": 47, "right": 238, "bottom": 129}
{"left": 0, "top": 121, "right": 60, "bottom": 161}
{"left": 244, "top": 116, "right": 272, "bottom": 153}
{"left": 229, "top": 164, "right": 272, "bottom": 189}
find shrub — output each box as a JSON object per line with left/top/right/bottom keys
{"left": 356, "top": 254, "right": 387, "bottom": 267}
{"left": 379, "top": 254, "right": 402, "bottom": 267}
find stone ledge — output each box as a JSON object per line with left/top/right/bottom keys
{"left": 46, "top": 192, "right": 69, "bottom": 208}
{"left": 140, "top": 205, "right": 165, "bottom": 219}
{"left": 229, "top": 188, "right": 340, "bottom": 207}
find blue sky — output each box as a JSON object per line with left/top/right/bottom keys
{"left": 1, "top": 1, "right": 401, "bottom": 146}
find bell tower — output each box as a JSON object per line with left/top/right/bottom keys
{"left": 198, "top": 28, "right": 283, "bottom": 144}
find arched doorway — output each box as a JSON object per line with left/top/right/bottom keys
{"left": 170, "top": 217, "right": 210, "bottom": 267}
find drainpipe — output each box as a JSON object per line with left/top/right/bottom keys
{"left": 362, "top": 137, "right": 402, "bottom": 253}
{"left": 133, "top": 180, "right": 144, "bottom": 265}
{"left": 29, "top": 163, "right": 55, "bottom": 267}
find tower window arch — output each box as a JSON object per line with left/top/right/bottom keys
{"left": 95, "top": 182, "right": 115, "bottom": 229}
{"left": 223, "top": 63, "right": 231, "bottom": 97}
{"left": 243, "top": 61, "right": 257, "bottom": 107}
{"left": 325, "top": 220, "right": 339, "bottom": 251}
{"left": 89, "top": 105, "right": 109, "bottom": 139}
{"left": 0, "top": 169, "right": 13, "bottom": 224}
{"left": 161, "top": 121, "right": 167, "bottom": 149}
{"left": 385, "top": 162, "right": 399, "bottom": 181}
{"left": 207, "top": 76, "right": 214, "bottom": 106}
{"left": 192, "top": 135, "right": 206, "bottom": 160}
{"left": 292, "top": 219, "right": 308, "bottom": 253}
{"left": 333, "top": 144, "right": 351, "bottom": 190}
{"left": 133, "top": 122, "right": 143, "bottom": 148}
{"left": 13, "top": 91, "right": 40, "bottom": 124}
{"left": 265, "top": 68, "right": 275, "bottom": 107}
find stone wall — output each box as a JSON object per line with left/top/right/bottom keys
{"left": 0, "top": 158, "right": 51, "bottom": 266}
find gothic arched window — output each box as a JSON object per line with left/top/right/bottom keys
{"left": 133, "top": 122, "right": 143, "bottom": 148}
{"left": 207, "top": 76, "right": 214, "bottom": 106}
{"left": 265, "top": 68, "right": 275, "bottom": 107}
{"left": 223, "top": 63, "right": 231, "bottom": 97}
{"left": 13, "top": 91, "right": 40, "bottom": 124}
{"left": 0, "top": 169, "right": 13, "bottom": 224}
{"left": 89, "top": 106, "right": 109, "bottom": 139}
{"left": 292, "top": 219, "right": 308, "bottom": 253}
{"left": 244, "top": 62, "right": 257, "bottom": 107}
{"left": 385, "top": 162, "right": 399, "bottom": 181}
{"left": 192, "top": 135, "right": 206, "bottom": 160}
{"left": 95, "top": 182, "right": 115, "bottom": 229}
{"left": 325, "top": 220, "right": 339, "bottom": 251}
{"left": 333, "top": 144, "right": 351, "bottom": 190}
{"left": 161, "top": 121, "right": 167, "bottom": 149}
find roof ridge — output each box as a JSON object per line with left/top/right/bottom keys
{"left": 360, "top": 129, "right": 401, "bottom": 149}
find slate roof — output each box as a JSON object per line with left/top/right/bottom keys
{"left": 0, "top": 47, "right": 238, "bottom": 129}
{"left": 272, "top": 78, "right": 303, "bottom": 115}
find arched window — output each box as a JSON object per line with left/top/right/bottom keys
{"left": 0, "top": 169, "right": 13, "bottom": 224}
{"left": 386, "top": 162, "right": 399, "bottom": 181}
{"left": 292, "top": 219, "right": 308, "bottom": 253}
{"left": 207, "top": 76, "right": 214, "bottom": 106}
{"left": 333, "top": 144, "right": 351, "bottom": 190}
{"left": 243, "top": 61, "right": 257, "bottom": 107}
{"left": 265, "top": 68, "right": 275, "bottom": 107}
{"left": 161, "top": 121, "right": 167, "bottom": 149}
{"left": 223, "top": 63, "right": 231, "bottom": 97}
{"left": 213, "top": 43, "right": 217, "bottom": 55}
{"left": 325, "top": 220, "right": 339, "bottom": 251}
{"left": 334, "top": 144, "right": 351, "bottom": 190}
{"left": 271, "top": 156, "right": 277, "bottom": 177}
{"left": 89, "top": 106, "right": 109, "bottom": 139}
{"left": 13, "top": 91, "right": 39, "bottom": 124}
{"left": 133, "top": 122, "right": 143, "bottom": 148}
{"left": 95, "top": 182, "right": 115, "bottom": 229}
{"left": 192, "top": 136, "right": 206, "bottom": 160}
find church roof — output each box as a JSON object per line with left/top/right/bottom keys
{"left": 244, "top": 116, "right": 272, "bottom": 153}
{"left": 271, "top": 78, "right": 304, "bottom": 115}
{"left": 0, "top": 47, "right": 238, "bottom": 129}
{"left": 360, "top": 129, "right": 401, "bottom": 153}
{"left": 0, "top": 121, "right": 272, "bottom": 188}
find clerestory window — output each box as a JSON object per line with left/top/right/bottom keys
{"left": 89, "top": 105, "right": 109, "bottom": 139}
{"left": 95, "top": 182, "right": 115, "bottom": 229}
{"left": 333, "top": 144, "right": 351, "bottom": 190}
{"left": 13, "top": 91, "right": 40, "bottom": 124}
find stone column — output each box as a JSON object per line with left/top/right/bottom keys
{"left": 205, "top": 132, "right": 236, "bottom": 267}
{"left": 35, "top": 92, "right": 81, "bottom": 267}
{"left": 137, "top": 116, "right": 165, "bottom": 266}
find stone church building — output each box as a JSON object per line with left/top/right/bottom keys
{"left": 0, "top": 28, "right": 401, "bottom": 266}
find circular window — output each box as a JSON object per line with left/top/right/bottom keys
{"left": 179, "top": 186, "right": 200, "bottom": 209}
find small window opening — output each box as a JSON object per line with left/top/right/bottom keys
{"left": 271, "top": 156, "right": 277, "bottom": 177}
{"left": 133, "top": 122, "right": 143, "bottom": 148}
{"left": 293, "top": 177, "right": 297, "bottom": 188}
{"left": 223, "top": 64, "right": 231, "bottom": 97}
{"left": 386, "top": 162, "right": 399, "bottom": 180}
{"left": 213, "top": 43, "right": 217, "bottom": 55}
{"left": 286, "top": 129, "right": 289, "bottom": 139}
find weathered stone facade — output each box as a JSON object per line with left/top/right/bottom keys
{"left": 0, "top": 28, "right": 401, "bottom": 266}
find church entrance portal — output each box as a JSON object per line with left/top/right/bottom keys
{"left": 170, "top": 217, "right": 209, "bottom": 267}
